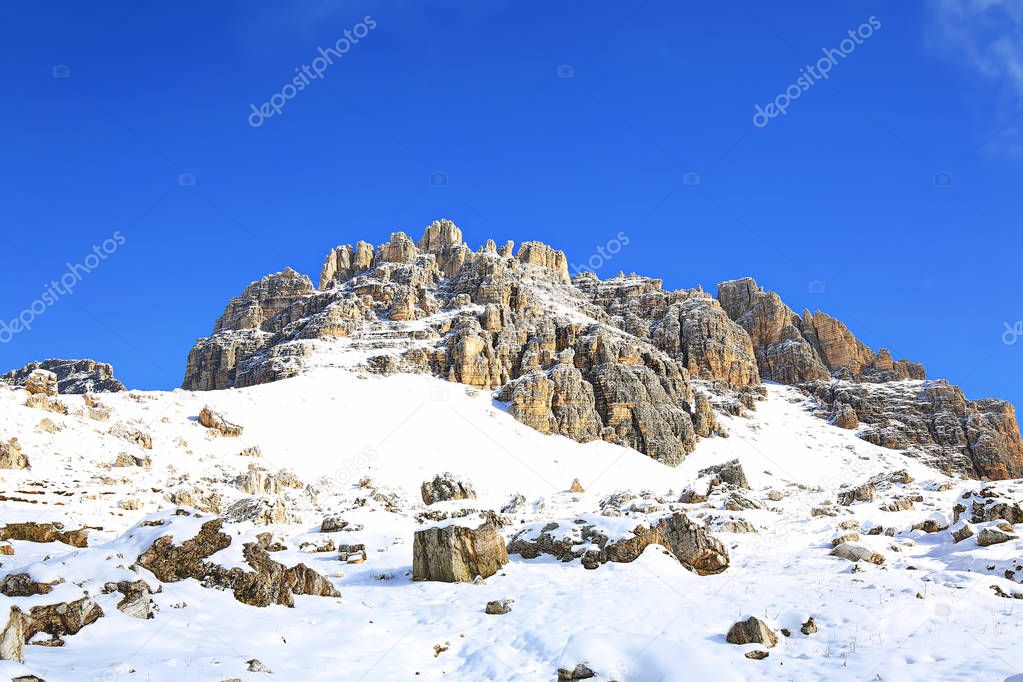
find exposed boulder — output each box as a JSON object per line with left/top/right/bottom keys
{"left": 103, "top": 580, "right": 155, "bottom": 619}
{"left": 0, "top": 439, "right": 28, "bottom": 470}
{"left": 0, "top": 607, "right": 26, "bottom": 662}
{"left": 831, "top": 542, "right": 885, "bottom": 565}
{"left": 726, "top": 616, "right": 778, "bottom": 647}
{"left": 24, "top": 394, "right": 68, "bottom": 414}
{"left": 421, "top": 473, "right": 477, "bottom": 506}
{"left": 0, "top": 522, "right": 88, "bottom": 548}
{"left": 412, "top": 518, "right": 509, "bottom": 583}
{"left": 484, "top": 599, "right": 513, "bottom": 615}
{"left": 832, "top": 403, "right": 859, "bottom": 430}
{"left": 697, "top": 459, "right": 750, "bottom": 490}
{"left": 25, "top": 597, "right": 104, "bottom": 644}
{"left": 198, "top": 406, "right": 244, "bottom": 437}
{"left": 110, "top": 423, "right": 153, "bottom": 449}
{"left": 978, "top": 527, "right": 1017, "bottom": 547}
{"left": 0, "top": 574, "right": 62, "bottom": 597}
{"left": 837, "top": 483, "right": 876, "bottom": 506}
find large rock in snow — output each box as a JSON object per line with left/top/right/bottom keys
{"left": 412, "top": 518, "right": 509, "bottom": 582}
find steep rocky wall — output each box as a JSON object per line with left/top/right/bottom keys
{"left": 180, "top": 221, "right": 1022, "bottom": 478}
{"left": 804, "top": 380, "right": 1023, "bottom": 480}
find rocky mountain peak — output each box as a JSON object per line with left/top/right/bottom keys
{"left": 1, "top": 359, "right": 126, "bottom": 394}
{"left": 181, "top": 221, "right": 1022, "bottom": 479}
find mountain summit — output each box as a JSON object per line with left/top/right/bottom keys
{"left": 184, "top": 219, "right": 1022, "bottom": 480}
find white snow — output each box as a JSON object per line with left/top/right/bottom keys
{"left": 0, "top": 372, "right": 1020, "bottom": 681}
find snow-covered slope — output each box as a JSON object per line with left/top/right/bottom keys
{"left": 0, "top": 371, "right": 1022, "bottom": 681}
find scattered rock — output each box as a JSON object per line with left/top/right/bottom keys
{"left": 698, "top": 459, "right": 750, "bottom": 489}
{"left": 136, "top": 518, "right": 339, "bottom": 607}
{"left": 484, "top": 599, "right": 513, "bottom": 615}
{"left": 951, "top": 521, "right": 975, "bottom": 544}
{"left": 420, "top": 472, "right": 476, "bottom": 505}
{"left": 831, "top": 542, "right": 885, "bottom": 565}
{"left": 800, "top": 617, "right": 818, "bottom": 635}
{"left": 247, "top": 658, "right": 272, "bottom": 673}
{"left": 0, "top": 439, "right": 29, "bottom": 470}
{"left": 0, "top": 522, "right": 88, "bottom": 548}
{"left": 0, "top": 607, "right": 27, "bottom": 662}
{"left": 24, "top": 394, "right": 68, "bottom": 414}
{"left": 320, "top": 516, "right": 348, "bottom": 533}
{"left": 509, "top": 512, "right": 729, "bottom": 575}
{"left": 24, "top": 369, "right": 58, "bottom": 396}
{"left": 978, "top": 527, "right": 1018, "bottom": 547}
{"left": 198, "top": 406, "right": 244, "bottom": 437}
{"left": 110, "top": 423, "right": 153, "bottom": 449}
{"left": 557, "top": 663, "right": 596, "bottom": 681}
{"left": 113, "top": 452, "right": 152, "bottom": 468}
{"left": 568, "top": 478, "right": 585, "bottom": 494}
{"left": 726, "top": 616, "right": 778, "bottom": 647}
{"left": 837, "top": 483, "right": 876, "bottom": 506}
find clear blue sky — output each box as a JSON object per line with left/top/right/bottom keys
{"left": 1, "top": 1, "right": 1021, "bottom": 409}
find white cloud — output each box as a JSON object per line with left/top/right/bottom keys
{"left": 927, "top": 0, "right": 1023, "bottom": 102}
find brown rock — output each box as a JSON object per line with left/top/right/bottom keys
{"left": 412, "top": 519, "right": 509, "bottom": 582}
{"left": 0, "top": 439, "right": 28, "bottom": 470}
{"left": 198, "top": 406, "right": 243, "bottom": 437}
{"left": 726, "top": 616, "right": 778, "bottom": 647}
{"left": 0, "top": 607, "right": 27, "bottom": 662}
{"left": 136, "top": 518, "right": 339, "bottom": 607}
{"left": 421, "top": 472, "right": 477, "bottom": 506}
{"left": 0, "top": 522, "right": 88, "bottom": 548}
{"left": 978, "top": 527, "right": 1017, "bottom": 547}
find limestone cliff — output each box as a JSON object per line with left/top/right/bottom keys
{"left": 180, "top": 221, "right": 1022, "bottom": 478}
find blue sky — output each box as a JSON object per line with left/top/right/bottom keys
{"left": 1, "top": 0, "right": 1021, "bottom": 408}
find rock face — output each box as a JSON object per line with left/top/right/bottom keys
{"left": 2, "top": 359, "right": 125, "bottom": 394}
{"left": 508, "top": 513, "right": 729, "bottom": 575}
{"left": 178, "top": 221, "right": 1022, "bottom": 476}
{"left": 412, "top": 518, "right": 509, "bottom": 582}
{"left": 717, "top": 278, "right": 924, "bottom": 384}
{"left": 136, "top": 518, "right": 339, "bottom": 607}
{"left": 805, "top": 381, "right": 1023, "bottom": 480}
